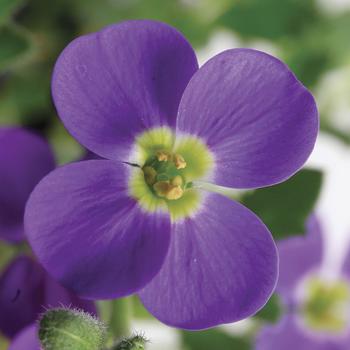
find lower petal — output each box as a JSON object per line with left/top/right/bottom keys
{"left": 24, "top": 160, "right": 171, "bottom": 299}
{"left": 139, "top": 193, "right": 278, "bottom": 330}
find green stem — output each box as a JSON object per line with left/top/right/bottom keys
{"left": 108, "top": 297, "right": 132, "bottom": 341}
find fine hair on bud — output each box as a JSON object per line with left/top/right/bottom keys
{"left": 113, "top": 333, "right": 148, "bottom": 350}
{"left": 38, "top": 307, "right": 107, "bottom": 350}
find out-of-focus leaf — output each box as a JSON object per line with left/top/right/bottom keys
{"left": 0, "top": 333, "right": 9, "bottom": 349}
{"left": 254, "top": 294, "right": 282, "bottom": 323}
{"left": 131, "top": 296, "right": 153, "bottom": 320}
{"left": 284, "top": 13, "right": 350, "bottom": 87}
{"left": 218, "top": 0, "right": 319, "bottom": 40}
{"left": 241, "top": 169, "right": 323, "bottom": 240}
{"left": 49, "top": 121, "right": 84, "bottom": 165}
{"left": 182, "top": 329, "right": 251, "bottom": 350}
{"left": 71, "top": 0, "right": 216, "bottom": 48}
{"left": 0, "top": 242, "right": 16, "bottom": 272}
{"left": 0, "top": 25, "right": 35, "bottom": 72}
{"left": 0, "top": 64, "right": 51, "bottom": 127}
{"left": 0, "top": 0, "right": 25, "bottom": 25}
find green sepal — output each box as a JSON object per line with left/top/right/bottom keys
{"left": 39, "top": 308, "right": 107, "bottom": 350}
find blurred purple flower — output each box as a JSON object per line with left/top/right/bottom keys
{"left": 256, "top": 217, "right": 350, "bottom": 350}
{"left": 0, "top": 128, "right": 55, "bottom": 243}
{"left": 8, "top": 324, "right": 40, "bottom": 350}
{"left": 0, "top": 255, "right": 96, "bottom": 341}
{"left": 24, "top": 20, "right": 318, "bottom": 329}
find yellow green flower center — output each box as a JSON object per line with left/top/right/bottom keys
{"left": 142, "top": 150, "right": 188, "bottom": 201}
{"left": 300, "top": 277, "right": 350, "bottom": 334}
{"left": 128, "top": 127, "right": 214, "bottom": 221}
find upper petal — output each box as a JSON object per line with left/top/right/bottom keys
{"left": 9, "top": 324, "right": 40, "bottom": 350}
{"left": 0, "top": 128, "right": 55, "bottom": 243}
{"left": 0, "top": 256, "right": 95, "bottom": 339}
{"left": 139, "top": 193, "right": 278, "bottom": 330}
{"left": 276, "top": 216, "right": 323, "bottom": 304}
{"left": 176, "top": 49, "right": 318, "bottom": 189}
{"left": 24, "top": 160, "right": 171, "bottom": 299}
{"left": 256, "top": 315, "right": 347, "bottom": 350}
{"left": 52, "top": 20, "right": 198, "bottom": 161}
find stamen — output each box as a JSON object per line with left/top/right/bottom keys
{"left": 173, "top": 154, "right": 186, "bottom": 169}
{"left": 143, "top": 166, "right": 157, "bottom": 185}
{"left": 156, "top": 151, "right": 170, "bottom": 162}
{"left": 142, "top": 150, "right": 187, "bottom": 201}
{"left": 153, "top": 181, "right": 184, "bottom": 200}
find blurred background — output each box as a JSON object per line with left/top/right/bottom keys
{"left": 1, "top": 0, "right": 350, "bottom": 349}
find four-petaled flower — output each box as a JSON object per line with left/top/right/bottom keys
{"left": 256, "top": 216, "right": 350, "bottom": 349}
{"left": 25, "top": 20, "right": 318, "bottom": 329}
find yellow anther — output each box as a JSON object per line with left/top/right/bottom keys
{"left": 156, "top": 150, "right": 170, "bottom": 162}
{"left": 143, "top": 166, "right": 157, "bottom": 185}
{"left": 153, "top": 181, "right": 184, "bottom": 200}
{"left": 173, "top": 154, "right": 187, "bottom": 169}
{"left": 171, "top": 175, "right": 183, "bottom": 187}
{"left": 165, "top": 186, "right": 183, "bottom": 200}
{"left": 153, "top": 181, "right": 170, "bottom": 198}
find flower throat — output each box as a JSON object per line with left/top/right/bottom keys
{"left": 142, "top": 150, "right": 190, "bottom": 200}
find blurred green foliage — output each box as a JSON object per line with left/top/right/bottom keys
{"left": 0, "top": 1, "right": 347, "bottom": 348}
{"left": 218, "top": 0, "right": 320, "bottom": 41}
{"left": 182, "top": 328, "right": 251, "bottom": 350}
{"left": 242, "top": 169, "right": 323, "bottom": 240}
{"left": 254, "top": 294, "right": 282, "bottom": 323}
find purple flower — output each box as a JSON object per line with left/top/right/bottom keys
{"left": 256, "top": 217, "right": 350, "bottom": 350}
{"left": 0, "top": 127, "right": 55, "bottom": 243}
{"left": 24, "top": 20, "right": 318, "bottom": 329}
{"left": 8, "top": 324, "right": 40, "bottom": 350}
{"left": 0, "top": 255, "right": 96, "bottom": 340}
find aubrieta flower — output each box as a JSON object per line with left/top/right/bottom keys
{"left": 256, "top": 217, "right": 350, "bottom": 349}
{"left": 0, "top": 255, "right": 96, "bottom": 342}
{"left": 25, "top": 20, "right": 318, "bottom": 329}
{"left": 0, "top": 127, "right": 55, "bottom": 243}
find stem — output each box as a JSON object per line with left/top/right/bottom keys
{"left": 108, "top": 297, "right": 132, "bottom": 341}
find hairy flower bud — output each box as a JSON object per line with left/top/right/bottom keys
{"left": 113, "top": 335, "right": 147, "bottom": 350}
{"left": 39, "top": 308, "right": 107, "bottom": 350}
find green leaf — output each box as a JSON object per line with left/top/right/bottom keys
{"left": 0, "top": 25, "right": 35, "bottom": 72}
{"left": 0, "top": 0, "right": 25, "bottom": 25}
{"left": 218, "top": 0, "right": 319, "bottom": 40}
{"left": 39, "top": 308, "right": 107, "bottom": 350}
{"left": 0, "top": 63, "right": 51, "bottom": 126}
{"left": 182, "top": 329, "right": 251, "bottom": 350}
{"left": 241, "top": 169, "right": 323, "bottom": 240}
{"left": 254, "top": 294, "right": 282, "bottom": 323}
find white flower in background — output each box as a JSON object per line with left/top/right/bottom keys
{"left": 307, "top": 133, "right": 350, "bottom": 277}
{"left": 197, "top": 29, "right": 280, "bottom": 66}
{"left": 317, "top": 0, "right": 350, "bottom": 15}
{"left": 315, "top": 65, "right": 350, "bottom": 134}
